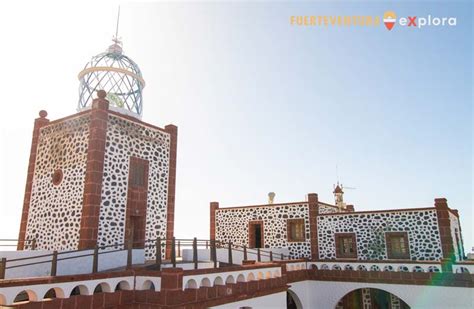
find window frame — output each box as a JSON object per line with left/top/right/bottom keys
{"left": 335, "top": 233, "right": 357, "bottom": 259}
{"left": 385, "top": 232, "right": 410, "bottom": 260}
{"left": 128, "top": 157, "right": 149, "bottom": 188}
{"left": 287, "top": 218, "right": 306, "bottom": 243}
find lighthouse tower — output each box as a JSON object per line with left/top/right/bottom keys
{"left": 17, "top": 39, "right": 177, "bottom": 260}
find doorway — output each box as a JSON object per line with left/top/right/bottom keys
{"left": 249, "top": 221, "right": 264, "bottom": 248}
{"left": 126, "top": 215, "right": 145, "bottom": 248}
{"left": 125, "top": 157, "right": 149, "bottom": 249}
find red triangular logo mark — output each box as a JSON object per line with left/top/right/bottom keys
{"left": 384, "top": 21, "right": 395, "bottom": 30}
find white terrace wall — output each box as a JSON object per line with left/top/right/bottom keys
{"left": 0, "top": 276, "right": 135, "bottom": 305}
{"left": 215, "top": 203, "right": 311, "bottom": 258}
{"left": 0, "top": 249, "right": 144, "bottom": 279}
{"left": 181, "top": 248, "right": 289, "bottom": 265}
{"left": 210, "top": 291, "right": 287, "bottom": 309}
{"left": 317, "top": 208, "right": 443, "bottom": 261}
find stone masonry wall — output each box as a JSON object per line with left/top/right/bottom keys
{"left": 215, "top": 203, "right": 311, "bottom": 259}
{"left": 25, "top": 115, "right": 91, "bottom": 250}
{"left": 317, "top": 209, "right": 443, "bottom": 261}
{"left": 97, "top": 115, "right": 171, "bottom": 259}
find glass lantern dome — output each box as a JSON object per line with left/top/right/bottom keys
{"left": 78, "top": 39, "right": 145, "bottom": 118}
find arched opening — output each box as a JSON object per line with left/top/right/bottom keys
{"left": 43, "top": 287, "right": 65, "bottom": 300}
{"left": 201, "top": 278, "right": 212, "bottom": 287}
{"left": 335, "top": 288, "right": 410, "bottom": 309}
{"left": 94, "top": 282, "right": 112, "bottom": 294}
{"left": 70, "top": 285, "right": 89, "bottom": 296}
{"left": 247, "top": 272, "right": 255, "bottom": 281}
{"left": 142, "top": 280, "right": 155, "bottom": 291}
{"left": 0, "top": 293, "right": 5, "bottom": 306}
{"left": 456, "top": 267, "right": 470, "bottom": 274}
{"left": 236, "top": 274, "right": 246, "bottom": 283}
{"left": 44, "top": 288, "right": 56, "bottom": 300}
{"left": 412, "top": 266, "right": 424, "bottom": 273}
{"left": 115, "top": 280, "right": 131, "bottom": 291}
{"left": 427, "top": 266, "right": 440, "bottom": 273}
{"left": 287, "top": 289, "right": 303, "bottom": 309}
{"left": 225, "top": 275, "right": 235, "bottom": 284}
{"left": 13, "top": 290, "right": 38, "bottom": 303}
{"left": 213, "top": 276, "right": 224, "bottom": 286}
{"left": 257, "top": 272, "right": 264, "bottom": 280}
{"left": 185, "top": 279, "right": 198, "bottom": 289}
{"left": 265, "top": 271, "right": 272, "bottom": 279}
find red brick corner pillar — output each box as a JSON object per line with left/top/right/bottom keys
{"left": 17, "top": 110, "right": 50, "bottom": 250}
{"left": 161, "top": 268, "right": 184, "bottom": 305}
{"left": 165, "top": 124, "right": 178, "bottom": 259}
{"left": 210, "top": 202, "right": 219, "bottom": 240}
{"left": 308, "top": 193, "right": 319, "bottom": 261}
{"left": 78, "top": 91, "right": 109, "bottom": 249}
{"left": 434, "top": 198, "right": 455, "bottom": 269}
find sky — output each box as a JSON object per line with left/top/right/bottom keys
{"left": 0, "top": 1, "right": 472, "bottom": 252}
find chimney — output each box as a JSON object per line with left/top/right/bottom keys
{"left": 268, "top": 192, "right": 276, "bottom": 204}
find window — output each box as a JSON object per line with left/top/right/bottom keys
{"left": 129, "top": 157, "right": 148, "bottom": 187}
{"left": 287, "top": 219, "right": 305, "bottom": 242}
{"left": 386, "top": 232, "right": 410, "bottom": 259}
{"left": 335, "top": 233, "right": 357, "bottom": 258}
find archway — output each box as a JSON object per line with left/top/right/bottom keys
{"left": 13, "top": 290, "right": 38, "bottom": 303}
{"left": 43, "top": 287, "right": 65, "bottom": 299}
{"left": 287, "top": 289, "right": 303, "bottom": 309}
{"left": 335, "top": 288, "right": 409, "bottom": 309}
{"left": 142, "top": 280, "right": 155, "bottom": 291}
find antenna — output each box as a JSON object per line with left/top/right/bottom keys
{"left": 108, "top": 6, "right": 123, "bottom": 55}
{"left": 334, "top": 165, "right": 357, "bottom": 190}
{"left": 115, "top": 6, "right": 121, "bottom": 41}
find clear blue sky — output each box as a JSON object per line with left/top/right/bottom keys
{"left": 0, "top": 1, "right": 472, "bottom": 252}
